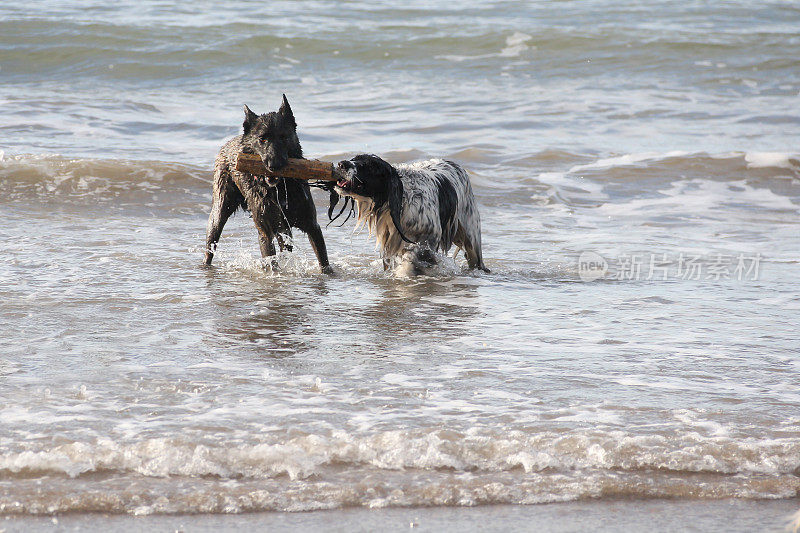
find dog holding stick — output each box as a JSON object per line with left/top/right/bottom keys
{"left": 203, "top": 95, "right": 332, "bottom": 273}
{"left": 332, "top": 154, "right": 489, "bottom": 275}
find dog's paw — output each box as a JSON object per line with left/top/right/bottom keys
{"left": 321, "top": 265, "right": 337, "bottom": 277}
{"left": 262, "top": 258, "right": 281, "bottom": 273}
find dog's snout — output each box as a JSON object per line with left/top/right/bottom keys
{"left": 337, "top": 160, "right": 353, "bottom": 171}
{"left": 266, "top": 157, "right": 288, "bottom": 173}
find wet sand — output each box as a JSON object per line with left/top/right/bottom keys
{"left": 3, "top": 499, "right": 799, "bottom": 533}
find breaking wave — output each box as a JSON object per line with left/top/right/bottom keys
{"left": 1, "top": 151, "right": 797, "bottom": 210}
{"left": 1, "top": 428, "right": 798, "bottom": 514}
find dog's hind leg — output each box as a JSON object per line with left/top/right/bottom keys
{"left": 305, "top": 222, "right": 333, "bottom": 274}
{"left": 456, "top": 225, "right": 489, "bottom": 273}
{"left": 464, "top": 239, "right": 489, "bottom": 272}
{"left": 204, "top": 172, "right": 242, "bottom": 265}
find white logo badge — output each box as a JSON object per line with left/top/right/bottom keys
{"left": 578, "top": 251, "right": 608, "bottom": 282}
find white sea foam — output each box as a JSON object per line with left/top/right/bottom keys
{"left": 2, "top": 428, "right": 797, "bottom": 481}
{"left": 744, "top": 152, "right": 799, "bottom": 170}
{"left": 381, "top": 373, "right": 425, "bottom": 387}
{"left": 567, "top": 151, "right": 692, "bottom": 173}
{"left": 437, "top": 32, "right": 533, "bottom": 62}
{"left": 500, "top": 32, "right": 533, "bottom": 57}
{"left": 595, "top": 177, "right": 798, "bottom": 216}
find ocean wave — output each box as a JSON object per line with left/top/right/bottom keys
{"left": 0, "top": 153, "right": 210, "bottom": 213}
{"left": 2, "top": 428, "right": 798, "bottom": 480}
{"left": 525, "top": 150, "right": 800, "bottom": 212}
{"left": 524, "top": 150, "right": 800, "bottom": 177}
{"left": 1, "top": 151, "right": 798, "bottom": 214}
{"left": 2, "top": 10, "right": 797, "bottom": 81}
{"left": 0, "top": 428, "right": 798, "bottom": 514}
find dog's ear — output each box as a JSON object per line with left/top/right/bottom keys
{"left": 328, "top": 189, "right": 340, "bottom": 220}
{"left": 386, "top": 167, "right": 415, "bottom": 244}
{"left": 279, "top": 94, "right": 296, "bottom": 127}
{"left": 326, "top": 189, "right": 354, "bottom": 227}
{"left": 242, "top": 104, "right": 258, "bottom": 134}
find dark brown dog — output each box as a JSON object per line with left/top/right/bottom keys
{"left": 203, "top": 96, "right": 331, "bottom": 273}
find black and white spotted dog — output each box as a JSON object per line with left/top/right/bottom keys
{"left": 332, "top": 154, "right": 489, "bottom": 274}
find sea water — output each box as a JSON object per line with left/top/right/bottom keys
{"left": 0, "top": 0, "right": 799, "bottom": 518}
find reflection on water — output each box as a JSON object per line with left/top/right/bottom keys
{"left": 203, "top": 263, "right": 483, "bottom": 363}
{"left": 357, "top": 278, "right": 481, "bottom": 350}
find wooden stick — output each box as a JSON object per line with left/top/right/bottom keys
{"left": 235, "top": 153, "right": 338, "bottom": 181}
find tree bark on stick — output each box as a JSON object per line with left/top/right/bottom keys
{"left": 235, "top": 153, "right": 338, "bottom": 181}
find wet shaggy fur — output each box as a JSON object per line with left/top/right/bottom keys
{"left": 334, "top": 154, "right": 488, "bottom": 273}
{"left": 203, "top": 96, "right": 330, "bottom": 272}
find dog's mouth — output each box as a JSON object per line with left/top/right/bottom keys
{"left": 335, "top": 161, "right": 361, "bottom": 194}
{"left": 261, "top": 158, "right": 287, "bottom": 187}
{"left": 335, "top": 174, "right": 364, "bottom": 195}
{"left": 265, "top": 176, "right": 281, "bottom": 187}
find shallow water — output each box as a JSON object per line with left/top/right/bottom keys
{"left": 1, "top": 0, "right": 799, "bottom": 517}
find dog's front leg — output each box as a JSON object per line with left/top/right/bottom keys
{"left": 204, "top": 171, "right": 241, "bottom": 265}
{"left": 249, "top": 206, "right": 280, "bottom": 270}
{"left": 257, "top": 231, "right": 276, "bottom": 257}
{"left": 257, "top": 231, "right": 281, "bottom": 271}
